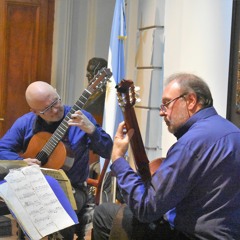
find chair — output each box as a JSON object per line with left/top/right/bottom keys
{"left": 77, "top": 152, "right": 110, "bottom": 240}
{"left": 87, "top": 151, "right": 110, "bottom": 205}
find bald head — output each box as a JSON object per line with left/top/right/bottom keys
{"left": 25, "top": 81, "right": 57, "bottom": 108}
{"left": 25, "top": 81, "right": 64, "bottom": 122}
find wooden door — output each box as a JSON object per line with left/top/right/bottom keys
{"left": 0, "top": 0, "right": 55, "bottom": 136}
{"left": 227, "top": 0, "right": 240, "bottom": 128}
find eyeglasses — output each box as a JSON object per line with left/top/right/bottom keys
{"left": 39, "top": 95, "right": 61, "bottom": 114}
{"left": 160, "top": 93, "right": 187, "bottom": 113}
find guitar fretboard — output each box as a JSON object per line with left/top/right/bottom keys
{"left": 36, "top": 67, "right": 112, "bottom": 163}
{"left": 44, "top": 89, "right": 91, "bottom": 151}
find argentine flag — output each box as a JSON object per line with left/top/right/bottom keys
{"left": 103, "top": 0, "right": 127, "bottom": 140}
{"left": 100, "top": 0, "right": 127, "bottom": 203}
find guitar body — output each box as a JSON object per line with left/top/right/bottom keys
{"left": 149, "top": 158, "right": 164, "bottom": 175}
{"left": 21, "top": 132, "right": 66, "bottom": 169}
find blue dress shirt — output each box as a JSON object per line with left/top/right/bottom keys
{"left": 111, "top": 107, "right": 240, "bottom": 239}
{"left": 0, "top": 106, "right": 113, "bottom": 187}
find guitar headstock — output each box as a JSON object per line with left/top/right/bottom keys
{"left": 116, "top": 79, "right": 139, "bottom": 109}
{"left": 88, "top": 67, "right": 112, "bottom": 93}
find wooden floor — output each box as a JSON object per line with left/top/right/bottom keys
{"left": 0, "top": 215, "right": 92, "bottom": 240}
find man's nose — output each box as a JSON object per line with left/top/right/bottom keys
{"left": 51, "top": 106, "right": 59, "bottom": 113}
{"left": 159, "top": 109, "right": 166, "bottom": 117}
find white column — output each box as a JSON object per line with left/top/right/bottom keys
{"left": 162, "top": 0, "right": 233, "bottom": 155}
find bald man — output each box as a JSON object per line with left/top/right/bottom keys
{"left": 0, "top": 81, "right": 113, "bottom": 240}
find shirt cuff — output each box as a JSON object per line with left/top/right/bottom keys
{"left": 110, "top": 157, "right": 130, "bottom": 176}
{"left": 88, "top": 126, "right": 100, "bottom": 140}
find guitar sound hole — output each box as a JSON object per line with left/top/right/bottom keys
{"left": 36, "top": 151, "right": 49, "bottom": 166}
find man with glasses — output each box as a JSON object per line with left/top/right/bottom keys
{"left": 0, "top": 81, "right": 113, "bottom": 240}
{"left": 92, "top": 73, "right": 240, "bottom": 239}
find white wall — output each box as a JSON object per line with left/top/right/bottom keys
{"left": 51, "top": 0, "right": 234, "bottom": 160}
{"left": 162, "top": 0, "right": 233, "bottom": 155}
{"left": 134, "top": 0, "right": 165, "bottom": 161}
{"left": 51, "top": 0, "right": 115, "bottom": 105}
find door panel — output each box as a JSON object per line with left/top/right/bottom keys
{"left": 227, "top": 0, "right": 240, "bottom": 128}
{"left": 0, "top": 0, "right": 54, "bottom": 136}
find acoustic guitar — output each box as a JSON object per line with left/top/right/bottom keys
{"left": 116, "top": 79, "right": 163, "bottom": 182}
{"left": 22, "top": 67, "right": 112, "bottom": 170}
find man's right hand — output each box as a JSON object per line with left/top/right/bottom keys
{"left": 23, "top": 158, "right": 41, "bottom": 166}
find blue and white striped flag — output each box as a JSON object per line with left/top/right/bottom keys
{"left": 100, "top": 0, "right": 127, "bottom": 203}
{"left": 102, "top": 0, "right": 127, "bottom": 140}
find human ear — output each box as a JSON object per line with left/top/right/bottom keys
{"left": 186, "top": 93, "right": 198, "bottom": 110}
{"left": 30, "top": 108, "right": 37, "bottom": 114}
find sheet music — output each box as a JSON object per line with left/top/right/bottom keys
{"left": 0, "top": 165, "right": 75, "bottom": 239}
{"left": 0, "top": 182, "right": 42, "bottom": 240}
{"left": 0, "top": 160, "right": 77, "bottom": 210}
{"left": 40, "top": 168, "right": 77, "bottom": 210}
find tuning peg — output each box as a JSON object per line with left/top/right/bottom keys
{"left": 135, "top": 92, "right": 141, "bottom": 102}
{"left": 136, "top": 98, "right": 141, "bottom": 103}
{"left": 134, "top": 86, "right": 140, "bottom": 92}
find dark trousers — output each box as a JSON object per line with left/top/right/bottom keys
{"left": 93, "top": 203, "right": 192, "bottom": 240}
{"left": 60, "top": 185, "right": 89, "bottom": 239}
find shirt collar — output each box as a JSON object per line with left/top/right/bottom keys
{"left": 174, "top": 107, "right": 218, "bottom": 139}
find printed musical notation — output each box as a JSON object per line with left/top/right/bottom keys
{"left": 0, "top": 165, "right": 77, "bottom": 240}
{"left": 40, "top": 167, "right": 77, "bottom": 210}
{"left": 0, "top": 160, "right": 77, "bottom": 209}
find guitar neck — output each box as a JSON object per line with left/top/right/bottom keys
{"left": 35, "top": 67, "right": 112, "bottom": 165}
{"left": 40, "top": 89, "right": 92, "bottom": 158}
{"left": 124, "top": 107, "right": 151, "bottom": 182}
